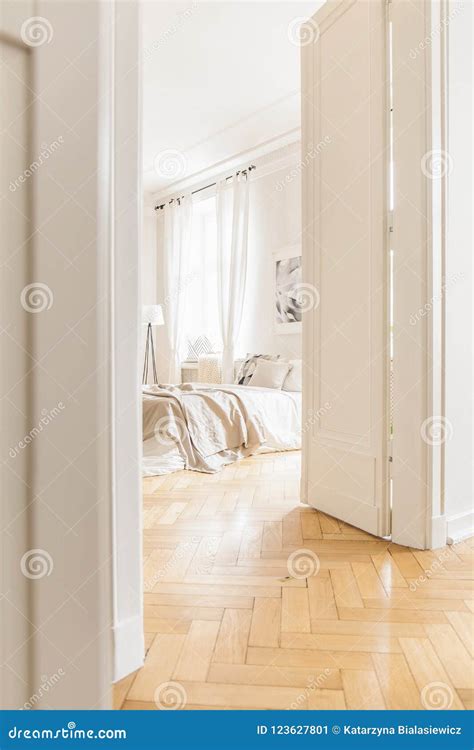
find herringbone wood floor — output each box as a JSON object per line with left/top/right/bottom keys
{"left": 115, "top": 451, "right": 473, "bottom": 710}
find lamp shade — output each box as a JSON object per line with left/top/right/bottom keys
{"left": 142, "top": 304, "right": 164, "bottom": 326}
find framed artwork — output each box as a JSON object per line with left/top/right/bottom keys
{"left": 273, "top": 245, "right": 302, "bottom": 334}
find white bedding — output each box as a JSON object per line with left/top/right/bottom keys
{"left": 143, "top": 383, "right": 301, "bottom": 477}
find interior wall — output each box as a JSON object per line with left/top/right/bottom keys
{"left": 1, "top": 0, "right": 142, "bottom": 705}
{"left": 444, "top": 0, "right": 473, "bottom": 541}
{"left": 142, "top": 200, "right": 165, "bottom": 380}
{"left": 143, "top": 142, "right": 302, "bottom": 383}
{"left": 240, "top": 150, "right": 302, "bottom": 362}
{"left": 23, "top": 0, "right": 115, "bottom": 707}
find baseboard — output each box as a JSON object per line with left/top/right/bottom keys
{"left": 446, "top": 510, "right": 474, "bottom": 545}
{"left": 113, "top": 614, "right": 145, "bottom": 683}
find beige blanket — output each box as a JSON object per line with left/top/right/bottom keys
{"left": 142, "top": 384, "right": 267, "bottom": 473}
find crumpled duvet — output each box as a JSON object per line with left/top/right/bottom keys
{"left": 142, "top": 383, "right": 267, "bottom": 473}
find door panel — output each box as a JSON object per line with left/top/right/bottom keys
{"left": 301, "top": 0, "right": 390, "bottom": 537}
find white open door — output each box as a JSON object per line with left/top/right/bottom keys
{"left": 301, "top": 0, "right": 390, "bottom": 537}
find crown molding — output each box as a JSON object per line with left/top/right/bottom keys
{"left": 147, "top": 128, "right": 301, "bottom": 204}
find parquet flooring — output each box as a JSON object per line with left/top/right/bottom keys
{"left": 115, "top": 451, "right": 474, "bottom": 710}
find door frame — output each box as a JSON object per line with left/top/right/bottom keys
{"left": 390, "top": 0, "right": 447, "bottom": 549}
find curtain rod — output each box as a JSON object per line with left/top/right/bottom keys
{"left": 154, "top": 165, "right": 256, "bottom": 210}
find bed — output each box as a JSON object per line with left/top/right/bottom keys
{"left": 142, "top": 382, "right": 301, "bottom": 476}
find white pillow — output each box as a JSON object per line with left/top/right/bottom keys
{"left": 282, "top": 359, "right": 302, "bottom": 392}
{"left": 248, "top": 359, "right": 291, "bottom": 389}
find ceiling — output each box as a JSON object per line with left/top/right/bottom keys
{"left": 142, "top": 0, "right": 322, "bottom": 194}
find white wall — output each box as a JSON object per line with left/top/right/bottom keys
{"left": 143, "top": 142, "right": 302, "bottom": 382}
{"left": 1, "top": 0, "right": 35, "bottom": 709}
{"left": 142, "top": 200, "right": 167, "bottom": 380}
{"left": 240, "top": 146, "right": 302, "bottom": 361}
{"left": 0, "top": 0, "right": 141, "bottom": 706}
{"left": 142, "top": 203, "right": 158, "bottom": 305}
{"left": 444, "top": 0, "right": 473, "bottom": 542}
{"left": 20, "top": 0, "right": 115, "bottom": 708}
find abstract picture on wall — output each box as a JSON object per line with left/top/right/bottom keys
{"left": 274, "top": 246, "right": 302, "bottom": 333}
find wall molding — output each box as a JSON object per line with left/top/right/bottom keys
{"left": 149, "top": 130, "right": 301, "bottom": 205}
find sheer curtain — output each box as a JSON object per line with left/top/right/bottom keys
{"left": 181, "top": 195, "right": 221, "bottom": 355}
{"left": 216, "top": 173, "right": 250, "bottom": 383}
{"left": 163, "top": 197, "right": 192, "bottom": 382}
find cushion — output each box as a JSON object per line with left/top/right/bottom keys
{"left": 248, "top": 359, "right": 291, "bottom": 389}
{"left": 235, "top": 354, "right": 280, "bottom": 385}
{"left": 282, "top": 359, "right": 302, "bottom": 392}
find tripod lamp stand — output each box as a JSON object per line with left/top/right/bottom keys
{"left": 142, "top": 304, "right": 164, "bottom": 384}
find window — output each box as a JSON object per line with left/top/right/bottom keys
{"left": 182, "top": 194, "right": 221, "bottom": 360}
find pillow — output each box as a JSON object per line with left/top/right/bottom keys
{"left": 248, "top": 359, "right": 291, "bottom": 389}
{"left": 282, "top": 359, "right": 302, "bottom": 392}
{"left": 235, "top": 354, "right": 280, "bottom": 385}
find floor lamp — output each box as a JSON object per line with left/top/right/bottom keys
{"left": 142, "top": 304, "right": 164, "bottom": 384}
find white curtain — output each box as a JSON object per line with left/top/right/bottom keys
{"left": 216, "top": 173, "right": 250, "bottom": 383}
{"left": 163, "top": 197, "right": 192, "bottom": 382}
